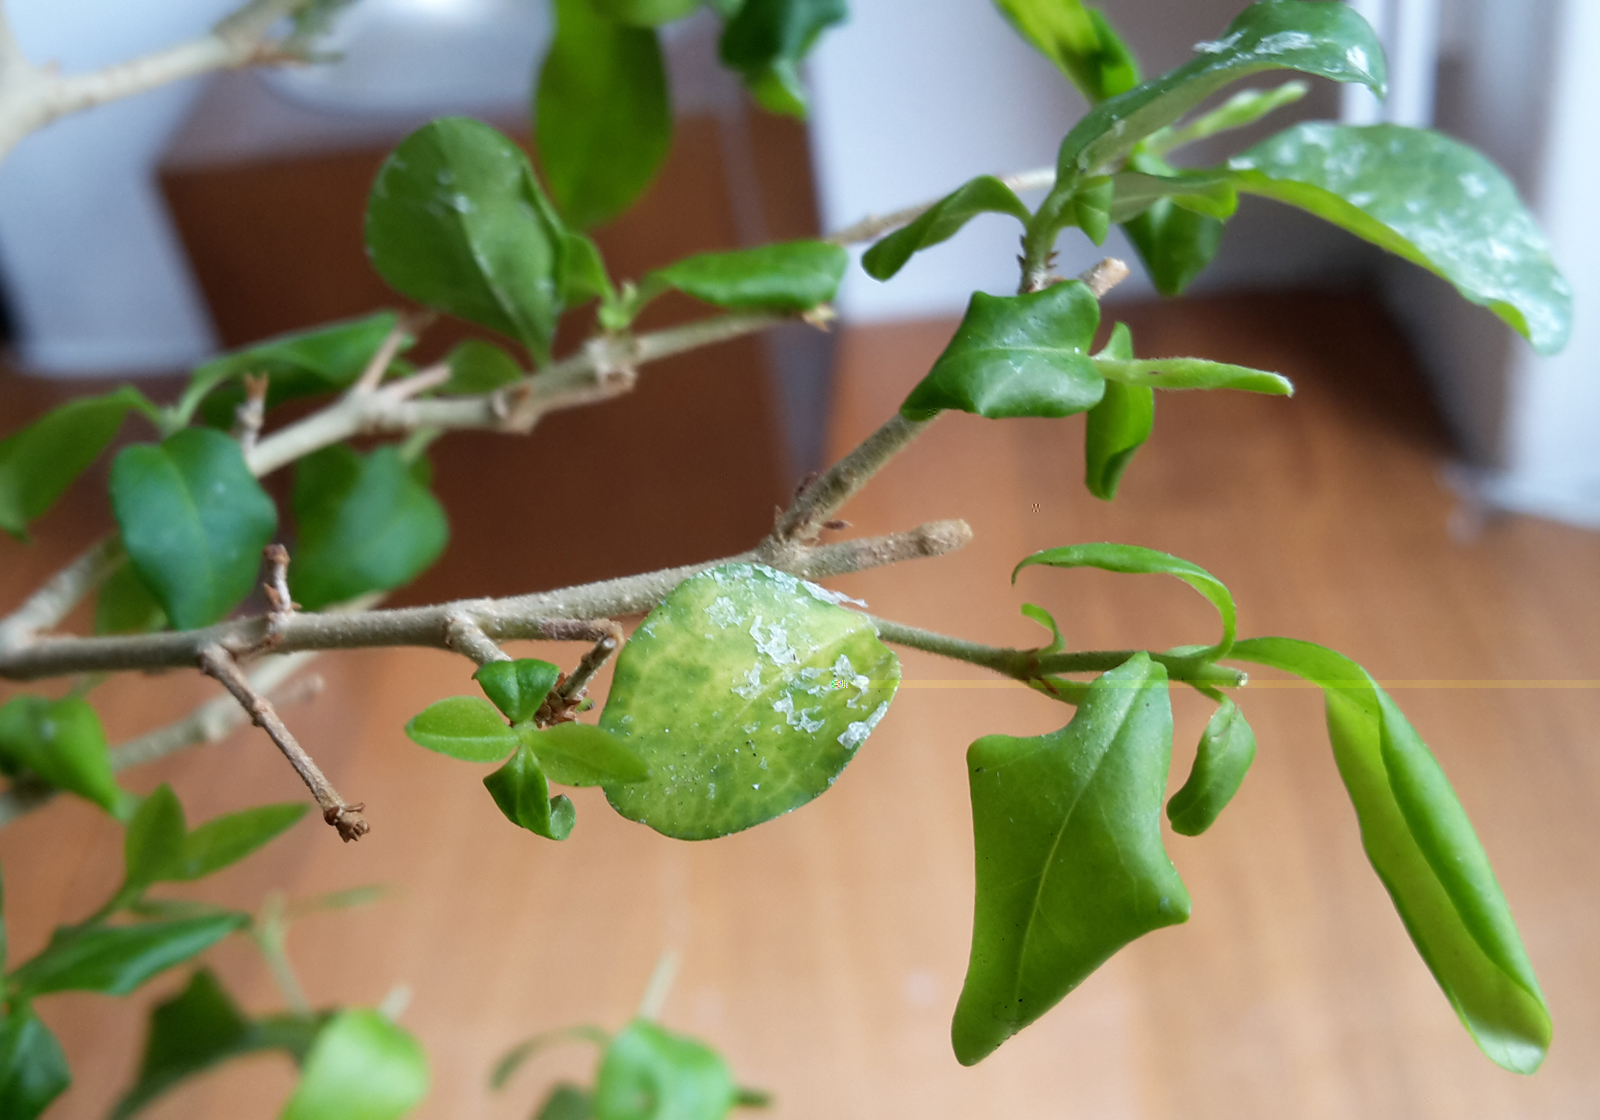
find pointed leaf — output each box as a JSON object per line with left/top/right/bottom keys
{"left": 1144, "top": 79, "right": 1309, "bottom": 155}
{"left": 900, "top": 281, "right": 1105, "bottom": 422}
{"left": 537, "top": 0, "right": 673, "bottom": 229}
{"left": 9, "top": 913, "right": 248, "bottom": 998}
{"left": 366, "top": 118, "right": 567, "bottom": 363}
{"left": 1223, "top": 122, "right": 1570, "bottom": 354}
{"left": 0, "top": 1005, "right": 69, "bottom": 1120}
{"left": 861, "top": 176, "right": 1031, "bottom": 281}
{"left": 290, "top": 445, "right": 448, "bottom": 611}
{"left": 601, "top": 563, "right": 900, "bottom": 840}
{"left": 0, "top": 695, "right": 123, "bottom": 812}
{"left": 174, "top": 802, "right": 308, "bottom": 881}
{"left": 94, "top": 559, "right": 167, "bottom": 636}
{"left": 1230, "top": 637, "right": 1550, "bottom": 1073}
{"left": 539, "top": 1084, "right": 597, "bottom": 1120}
{"left": 1166, "top": 698, "right": 1256, "bottom": 836}
{"left": 443, "top": 339, "right": 524, "bottom": 395}
{"left": 594, "top": 1019, "right": 735, "bottom": 1120}
{"left": 124, "top": 785, "right": 187, "bottom": 893}
{"left": 718, "top": 0, "right": 847, "bottom": 118}
{"left": 1083, "top": 323, "right": 1152, "bottom": 500}
{"left": 474, "top": 658, "right": 562, "bottom": 724}
{"left": 404, "top": 696, "right": 518, "bottom": 762}
{"left": 490, "top": 1026, "right": 609, "bottom": 1090}
{"left": 0, "top": 387, "right": 156, "bottom": 539}
{"left": 110, "top": 428, "right": 278, "bottom": 631}
{"left": 1015, "top": 542, "right": 1236, "bottom": 657}
{"left": 1108, "top": 170, "right": 1238, "bottom": 224}
{"left": 179, "top": 313, "right": 408, "bottom": 428}
{"left": 560, "top": 231, "right": 614, "bottom": 306}
{"left": 953, "top": 653, "right": 1189, "bottom": 1064}
{"left": 991, "top": 0, "right": 1139, "bottom": 101}
{"left": 483, "top": 744, "right": 577, "bottom": 840}
{"left": 281, "top": 1009, "right": 429, "bottom": 1120}
{"left": 1093, "top": 356, "right": 1292, "bottom": 395}
{"left": 523, "top": 722, "right": 651, "bottom": 787}
{"left": 648, "top": 241, "right": 847, "bottom": 312}
{"left": 110, "top": 969, "right": 248, "bottom": 1119}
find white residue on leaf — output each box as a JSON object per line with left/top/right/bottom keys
{"left": 801, "top": 580, "right": 867, "bottom": 608}
{"left": 708, "top": 782, "right": 716, "bottom": 799}
{"left": 837, "top": 701, "right": 889, "bottom": 752}
{"left": 752, "top": 783, "right": 760, "bottom": 790}
{"left": 1255, "top": 30, "right": 1312, "bottom": 55}
{"left": 743, "top": 722, "right": 760, "bottom": 734}
{"left": 733, "top": 665, "right": 763, "bottom": 699}
{"left": 833, "top": 653, "right": 872, "bottom": 707}
{"left": 707, "top": 596, "right": 741, "bottom": 628}
{"left": 1459, "top": 171, "right": 1489, "bottom": 199}
{"left": 750, "top": 616, "right": 799, "bottom": 666}
{"left": 771, "top": 693, "right": 827, "bottom": 734}
{"left": 1346, "top": 45, "right": 1369, "bottom": 74}
{"left": 1194, "top": 30, "right": 1242, "bottom": 55}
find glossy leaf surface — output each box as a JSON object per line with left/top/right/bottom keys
{"left": 1123, "top": 199, "right": 1224, "bottom": 297}
{"left": 953, "top": 653, "right": 1188, "bottom": 1064}
{"left": 1053, "top": 1, "right": 1385, "bottom": 181}
{"left": 594, "top": 1019, "right": 735, "bottom": 1120}
{"left": 537, "top": 0, "right": 672, "bottom": 229}
{"left": 443, "top": 339, "right": 523, "bottom": 395}
{"left": 648, "top": 241, "right": 847, "bottom": 311}
{"left": 124, "top": 784, "right": 305, "bottom": 890}
{"left": 1166, "top": 698, "right": 1256, "bottom": 836}
{"left": 474, "top": 658, "right": 561, "bottom": 724}
{"left": 1016, "top": 542, "right": 1236, "bottom": 657}
{"left": 180, "top": 313, "right": 407, "bottom": 427}
{"left": 0, "top": 1005, "right": 69, "bottom": 1120}
{"left": 484, "top": 745, "right": 576, "bottom": 840}
{"left": 291, "top": 445, "right": 448, "bottom": 610}
{"left": 1145, "top": 79, "right": 1308, "bottom": 155}
{"left": 1224, "top": 122, "right": 1571, "bottom": 353}
{"left": 0, "top": 694, "right": 122, "bottom": 812}
{"left": 900, "top": 281, "right": 1105, "bottom": 422}
{"left": 1083, "top": 323, "right": 1152, "bottom": 500}
{"left": 404, "top": 696, "right": 518, "bottom": 762}
{"left": 1230, "top": 637, "right": 1550, "bottom": 1072}
{"left": 9, "top": 914, "right": 247, "bottom": 998}
{"left": 282, "top": 1009, "right": 429, "bottom": 1120}
{"left": 992, "top": 0, "right": 1138, "bottom": 101}
{"left": 366, "top": 118, "right": 566, "bottom": 362}
{"left": 0, "top": 387, "right": 154, "bottom": 539}
{"left": 602, "top": 563, "right": 899, "bottom": 840}
{"left": 718, "top": 0, "right": 847, "bottom": 117}
{"left": 109, "top": 428, "right": 278, "bottom": 631}
{"left": 1093, "top": 356, "right": 1291, "bottom": 395}
{"left": 94, "top": 560, "right": 167, "bottom": 636}
{"left": 523, "top": 722, "right": 651, "bottom": 787}
{"left": 861, "top": 176, "right": 1031, "bottom": 281}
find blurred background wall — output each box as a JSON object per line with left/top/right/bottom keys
{"left": 0, "top": 0, "right": 1593, "bottom": 525}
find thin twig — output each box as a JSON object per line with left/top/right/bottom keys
{"left": 198, "top": 643, "right": 368, "bottom": 841}
{"left": 0, "top": 536, "right": 123, "bottom": 651}
{"left": 539, "top": 621, "right": 626, "bottom": 724}
{"left": 350, "top": 317, "right": 417, "bottom": 394}
{"left": 262, "top": 544, "right": 296, "bottom": 637}
{"left": 827, "top": 167, "right": 1056, "bottom": 247}
{"left": 443, "top": 614, "right": 509, "bottom": 667}
{"left": 1079, "top": 257, "right": 1131, "bottom": 299}
{"left": 232, "top": 373, "right": 269, "bottom": 455}
{"left": 767, "top": 416, "right": 931, "bottom": 547}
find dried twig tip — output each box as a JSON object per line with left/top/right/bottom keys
{"left": 325, "top": 803, "right": 370, "bottom": 842}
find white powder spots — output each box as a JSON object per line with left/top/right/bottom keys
{"left": 801, "top": 580, "right": 867, "bottom": 608}
{"left": 733, "top": 665, "right": 763, "bottom": 699}
{"left": 752, "top": 783, "right": 760, "bottom": 790}
{"left": 1256, "top": 30, "right": 1312, "bottom": 55}
{"left": 759, "top": 757, "right": 768, "bottom": 770}
{"left": 838, "top": 701, "right": 889, "bottom": 752}
{"left": 1194, "top": 31, "right": 1241, "bottom": 55}
{"left": 708, "top": 782, "right": 716, "bottom": 799}
{"left": 832, "top": 653, "right": 872, "bottom": 707}
{"left": 750, "top": 617, "right": 799, "bottom": 666}
{"left": 1346, "top": 45, "right": 1369, "bottom": 74}
{"left": 707, "top": 596, "right": 741, "bottom": 628}
{"left": 1459, "top": 172, "right": 1488, "bottom": 199}
{"left": 743, "top": 722, "right": 760, "bottom": 734}
{"left": 1347, "top": 190, "right": 1376, "bottom": 208}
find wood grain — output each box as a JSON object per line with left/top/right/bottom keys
{"left": 3, "top": 292, "right": 1597, "bottom": 1118}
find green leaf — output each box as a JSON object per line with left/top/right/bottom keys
{"left": 179, "top": 313, "right": 408, "bottom": 428}
{"left": 594, "top": 0, "right": 700, "bottom": 25}
{"left": 1092, "top": 356, "right": 1292, "bottom": 395}
{"left": 290, "top": 445, "right": 448, "bottom": 610}
{"left": 1069, "top": 176, "right": 1114, "bottom": 244}
{"left": 1019, "top": 603, "right": 1064, "bottom": 655}
{"left": 484, "top": 745, "right": 577, "bottom": 840}
{"left": 1229, "top": 637, "right": 1550, "bottom": 1073}
{"left": 110, "top": 969, "right": 248, "bottom": 1119}
{"left": 536, "top": 0, "right": 673, "bottom": 230}
{"left": 601, "top": 563, "right": 900, "bottom": 840}
{"left": 282, "top": 1009, "right": 429, "bottom": 1120}
{"left": 173, "top": 802, "right": 308, "bottom": 881}
{"left": 1223, "top": 122, "right": 1571, "bottom": 354}
{"left": 490, "top": 1025, "right": 609, "bottom": 1090}
{"left": 952, "top": 653, "right": 1189, "bottom": 1065}
{"left": 9, "top": 913, "right": 247, "bottom": 998}
{"left": 647, "top": 240, "right": 848, "bottom": 312}
{"left": 900, "top": 281, "right": 1105, "bottom": 422}
{"left": 1143, "top": 79, "right": 1309, "bottom": 156}
{"left": 1015, "top": 542, "right": 1237, "bottom": 658}
{"left": 991, "top": 0, "right": 1140, "bottom": 101}
{"left": 124, "top": 785, "right": 187, "bottom": 894}
{"left": 366, "top": 118, "right": 567, "bottom": 363}
{"left": 538, "top": 1084, "right": 596, "bottom": 1120}
{"left": 861, "top": 176, "right": 1031, "bottom": 281}
{"left": 0, "top": 1005, "right": 70, "bottom": 1120}
{"left": 1083, "top": 322, "right": 1153, "bottom": 500}
{"left": 1054, "top": 1, "right": 1386, "bottom": 181}
{"left": 1107, "top": 170, "right": 1238, "bottom": 224}
{"left": 1166, "top": 698, "right": 1256, "bottom": 836}
{"left": 404, "top": 697, "right": 518, "bottom": 762}
{"left": 718, "top": 0, "right": 847, "bottom": 117}
{"left": 594, "top": 1019, "right": 736, "bottom": 1120}
{"left": 561, "top": 231, "right": 615, "bottom": 307}
{"left": 94, "top": 559, "right": 167, "bottom": 636}
{"left": 1122, "top": 198, "right": 1224, "bottom": 297}
{"left": 0, "top": 695, "right": 123, "bottom": 812}
{"left": 523, "top": 722, "right": 651, "bottom": 786}
{"left": 443, "top": 339, "right": 524, "bottom": 395}
{"left": 0, "top": 387, "right": 157, "bottom": 539}
{"left": 474, "top": 659, "right": 562, "bottom": 724}
{"left": 109, "top": 427, "right": 278, "bottom": 631}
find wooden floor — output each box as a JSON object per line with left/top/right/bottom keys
{"left": 3, "top": 293, "right": 1598, "bottom": 1118}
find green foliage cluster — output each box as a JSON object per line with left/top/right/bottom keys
{"left": 0, "top": 0, "right": 1576, "bottom": 1115}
